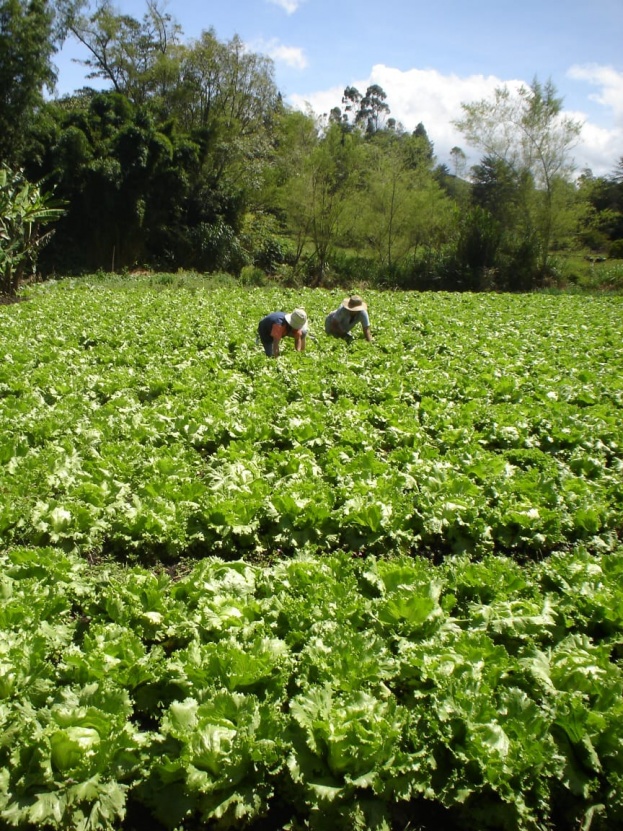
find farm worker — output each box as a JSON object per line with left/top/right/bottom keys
{"left": 325, "top": 294, "right": 372, "bottom": 342}
{"left": 257, "top": 308, "right": 308, "bottom": 357}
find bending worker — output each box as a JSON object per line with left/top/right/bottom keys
{"left": 325, "top": 294, "right": 372, "bottom": 343}
{"left": 257, "top": 308, "right": 308, "bottom": 357}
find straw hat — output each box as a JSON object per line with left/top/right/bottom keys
{"left": 286, "top": 308, "right": 307, "bottom": 329}
{"left": 341, "top": 295, "right": 367, "bottom": 312}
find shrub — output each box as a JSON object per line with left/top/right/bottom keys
{"left": 608, "top": 238, "right": 623, "bottom": 260}
{"left": 239, "top": 265, "right": 266, "bottom": 286}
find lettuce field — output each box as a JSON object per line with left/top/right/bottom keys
{"left": 1, "top": 276, "right": 623, "bottom": 830}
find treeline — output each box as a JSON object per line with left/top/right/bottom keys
{"left": 2, "top": 0, "right": 623, "bottom": 291}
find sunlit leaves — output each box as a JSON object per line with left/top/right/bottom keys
{"left": 3, "top": 546, "right": 623, "bottom": 828}
{"left": 1, "top": 279, "right": 622, "bottom": 562}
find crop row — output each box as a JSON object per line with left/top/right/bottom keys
{"left": 2, "top": 544, "right": 623, "bottom": 830}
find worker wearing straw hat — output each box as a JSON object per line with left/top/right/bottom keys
{"left": 257, "top": 308, "right": 308, "bottom": 357}
{"left": 325, "top": 295, "right": 372, "bottom": 343}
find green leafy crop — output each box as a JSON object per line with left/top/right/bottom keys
{"left": 2, "top": 278, "right": 623, "bottom": 829}
{"left": 1, "top": 546, "right": 623, "bottom": 830}
{"left": 1, "top": 280, "right": 622, "bottom": 561}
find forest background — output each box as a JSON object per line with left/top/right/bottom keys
{"left": 1, "top": 0, "right": 623, "bottom": 295}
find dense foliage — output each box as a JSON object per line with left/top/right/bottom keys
{"left": 1, "top": 1, "right": 621, "bottom": 290}
{"left": 0, "top": 0, "right": 56, "bottom": 165}
{"left": 0, "top": 165, "right": 65, "bottom": 295}
{"left": 3, "top": 543, "right": 623, "bottom": 831}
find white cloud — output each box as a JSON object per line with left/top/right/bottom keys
{"left": 252, "top": 38, "right": 308, "bottom": 69}
{"left": 288, "top": 84, "right": 346, "bottom": 122}
{"left": 369, "top": 65, "right": 508, "bottom": 161}
{"left": 565, "top": 65, "right": 623, "bottom": 173}
{"left": 573, "top": 121, "right": 621, "bottom": 174}
{"left": 288, "top": 64, "right": 622, "bottom": 176}
{"left": 289, "top": 66, "right": 514, "bottom": 169}
{"left": 567, "top": 64, "right": 623, "bottom": 126}
{"left": 267, "top": 0, "right": 303, "bottom": 13}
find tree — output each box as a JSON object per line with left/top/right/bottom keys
{"left": 339, "top": 84, "right": 390, "bottom": 134}
{"left": 467, "top": 156, "right": 538, "bottom": 290}
{"left": 340, "top": 85, "right": 361, "bottom": 127}
{"left": 69, "top": 9, "right": 281, "bottom": 214}
{"left": 356, "top": 84, "right": 390, "bottom": 134}
{"left": 280, "top": 121, "right": 362, "bottom": 285}
{"left": 349, "top": 133, "right": 454, "bottom": 279}
{"left": 352, "top": 137, "right": 416, "bottom": 271}
{"left": 176, "top": 31, "right": 278, "bottom": 138}
{"left": 68, "top": 0, "right": 182, "bottom": 103}
{"left": 471, "top": 154, "right": 525, "bottom": 228}
{"left": 575, "top": 162, "right": 623, "bottom": 253}
{"left": 0, "top": 0, "right": 56, "bottom": 164}
{"left": 25, "top": 92, "right": 191, "bottom": 273}
{"left": 264, "top": 107, "right": 318, "bottom": 267}
{"left": 454, "top": 78, "right": 582, "bottom": 279}
{"left": 30, "top": 12, "right": 282, "bottom": 274}
{"left": 412, "top": 122, "right": 434, "bottom": 164}
{"left": 174, "top": 32, "right": 281, "bottom": 270}
{"left": 449, "top": 146, "right": 467, "bottom": 178}
{"left": 453, "top": 205, "right": 503, "bottom": 291}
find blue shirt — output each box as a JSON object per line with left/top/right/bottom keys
{"left": 258, "top": 312, "right": 288, "bottom": 342}
{"left": 258, "top": 312, "right": 308, "bottom": 341}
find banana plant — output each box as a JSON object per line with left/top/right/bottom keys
{"left": 0, "top": 166, "right": 65, "bottom": 296}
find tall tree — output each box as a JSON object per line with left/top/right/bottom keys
{"left": 449, "top": 146, "right": 467, "bottom": 178}
{"left": 264, "top": 106, "right": 318, "bottom": 266}
{"left": 352, "top": 136, "right": 415, "bottom": 271}
{"left": 339, "top": 84, "right": 390, "bottom": 134}
{"left": 466, "top": 157, "right": 529, "bottom": 290}
{"left": 350, "top": 132, "right": 454, "bottom": 278}
{"left": 68, "top": 0, "right": 181, "bottom": 103}
{"left": 455, "top": 78, "right": 582, "bottom": 279}
{"left": 471, "top": 154, "right": 525, "bottom": 228}
{"left": 281, "top": 121, "right": 362, "bottom": 285}
{"left": 412, "top": 122, "right": 434, "bottom": 164}
{"left": 356, "top": 84, "right": 390, "bottom": 133}
{"left": 0, "top": 0, "right": 56, "bottom": 164}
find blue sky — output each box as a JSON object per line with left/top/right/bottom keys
{"left": 53, "top": 0, "right": 623, "bottom": 175}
